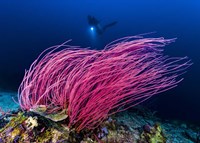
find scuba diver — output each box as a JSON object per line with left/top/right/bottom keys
{"left": 87, "top": 15, "right": 117, "bottom": 35}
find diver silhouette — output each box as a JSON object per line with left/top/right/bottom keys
{"left": 87, "top": 15, "right": 117, "bottom": 35}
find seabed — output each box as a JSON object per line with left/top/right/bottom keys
{"left": 0, "top": 91, "right": 199, "bottom": 143}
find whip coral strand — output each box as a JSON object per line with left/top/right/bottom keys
{"left": 18, "top": 36, "right": 192, "bottom": 131}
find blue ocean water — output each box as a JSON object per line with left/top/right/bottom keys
{"left": 0, "top": 0, "right": 199, "bottom": 124}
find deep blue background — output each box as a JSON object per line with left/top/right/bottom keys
{"left": 0, "top": 0, "right": 199, "bottom": 124}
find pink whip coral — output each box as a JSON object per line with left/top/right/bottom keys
{"left": 18, "top": 36, "right": 191, "bottom": 131}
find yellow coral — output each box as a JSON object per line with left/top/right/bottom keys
{"left": 52, "top": 129, "right": 63, "bottom": 143}
{"left": 10, "top": 128, "right": 20, "bottom": 139}
{"left": 140, "top": 123, "right": 166, "bottom": 143}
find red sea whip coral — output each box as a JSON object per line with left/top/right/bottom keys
{"left": 18, "top": 36, "right": 192, "bottom": 132}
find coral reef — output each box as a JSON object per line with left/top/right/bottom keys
{"left": 0, "top": 36, "right": 192, "bottom": 142}
{"left": 18, "top": 36, "right": 191, "bottom": 132}
{"left": 0, "top": 107, "right": 199, "bottom": 143}
{"left": 0, "top": 111, "right": 71, "bottom": 142}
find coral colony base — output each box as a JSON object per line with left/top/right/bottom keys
{"left": 0, "top": 36, "right": 193, "bottom": 142}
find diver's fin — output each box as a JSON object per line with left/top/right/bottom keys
{"left": 103, "top": 21, "right": 118, "bottom": 31}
